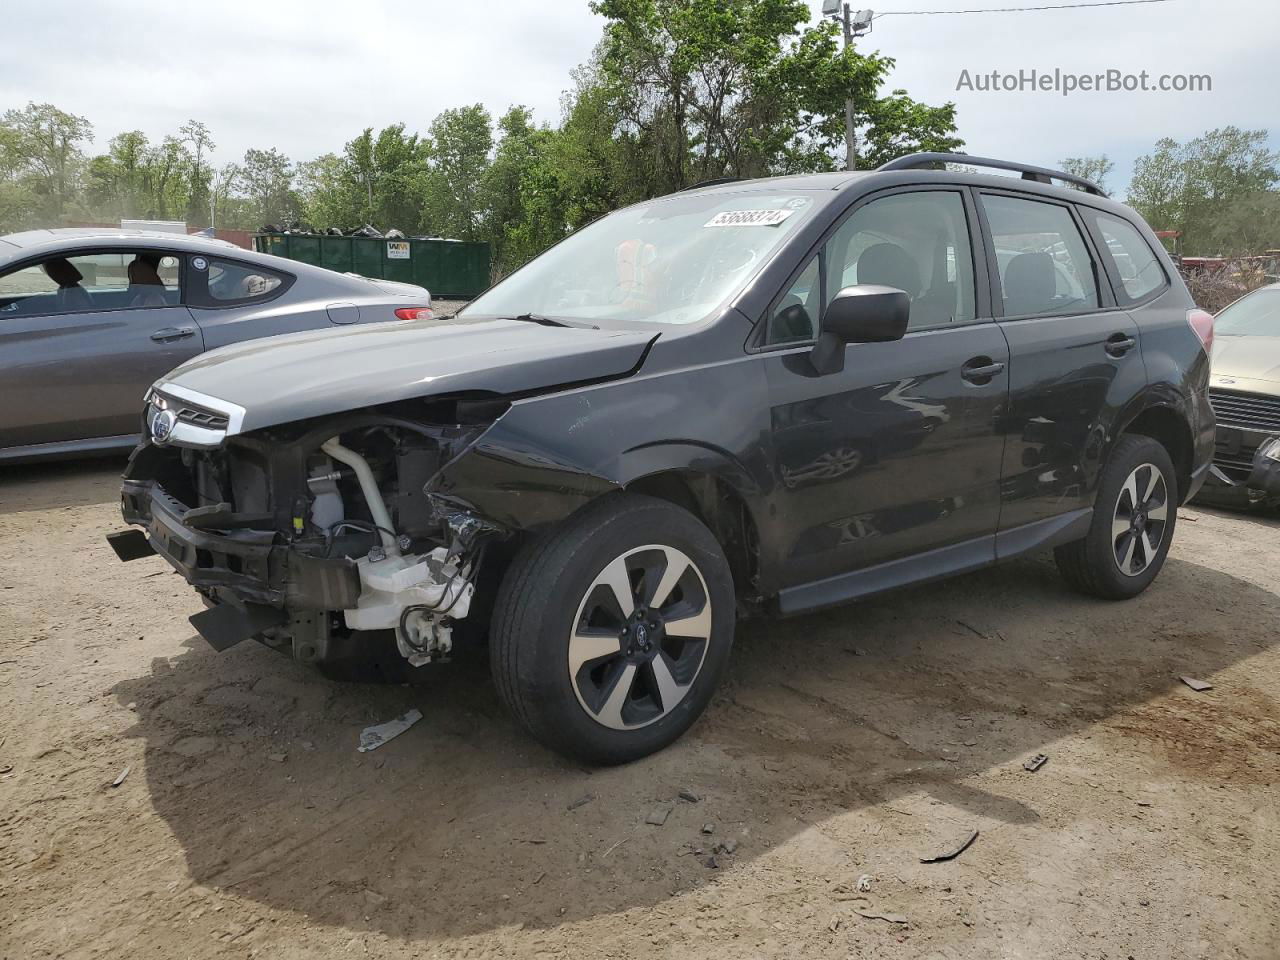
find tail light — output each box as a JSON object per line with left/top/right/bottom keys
{"left": 395, "top": 306, "right": 433, "bottom": 321}
{"left": 1187, "top": 308, "right": 1214, "bottom": 354}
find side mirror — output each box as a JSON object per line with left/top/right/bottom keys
{"left": 810, "top": 285, "right": 910, "bottom": 375}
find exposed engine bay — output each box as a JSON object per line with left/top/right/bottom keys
{"left": 113, "top": 395, "right": 509, "bottom": 671}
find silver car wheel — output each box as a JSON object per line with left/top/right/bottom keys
{"left": 567, "top": 544, "right": 713, "bottom": 731}
{"left": 1112, "top": 462, "right": 1169, "bottom": 577}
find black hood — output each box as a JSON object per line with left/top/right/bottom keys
{"left": 161, "top": 314, "right": 656, "bottom": 433}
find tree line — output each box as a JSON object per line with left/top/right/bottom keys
{"left": 1064, "top": 126, "right": 1279, "bottom": 257}
{"left": 3, "top": 0, "right": 1274, "bottom": 274}
{"left": 0, "top": 0, "right": 961, "bottom": 275}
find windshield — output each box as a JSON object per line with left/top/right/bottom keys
{"left": 463, "top": 191, "right": 818, "bottom": 325}
{"left": 1217, "top": 288, "right": 1280, "bottom": 336}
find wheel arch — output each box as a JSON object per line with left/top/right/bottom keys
{"left": 1114, "top": 402, "right": 1194, "bottom": 503}
{"left": 624, "top": 468, "right": 765, "bottom": 612}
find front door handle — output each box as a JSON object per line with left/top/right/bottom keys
{"left": 1106, "top": 332, "right": 1137, "bottom": 357}
{"left": 961, "top": 357, "right": 1006, "bottom": 384}
{"left": 151, "top": 326, "right": 196, "bottom": 343}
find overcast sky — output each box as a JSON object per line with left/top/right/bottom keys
{"left": 1, "top": 0, "right": 1274, "bottom": 197}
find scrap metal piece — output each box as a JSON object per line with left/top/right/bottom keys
{"left": 357, "top": 708, "right": 423, "bottom": 752}
{"left": 1180, "top": 676, "right": 1213, "bottom": 692}
{"left": 1023, "top": 753, "right": 1049, "bottom": 773}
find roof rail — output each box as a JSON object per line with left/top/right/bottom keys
{"left": 877, "top": 152, "right": 1108, "bottom": 197}
{"left": 681, "top": 177, "right": 742, "bottom": 192}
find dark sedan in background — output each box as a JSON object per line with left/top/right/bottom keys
{"left": 1198, "top": 283, "right": 1280, "bottom": 505}
{"left": 0, "top": 228, "right": 433, "bottom": 463}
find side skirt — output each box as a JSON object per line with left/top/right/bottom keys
{"left": 775, "top": 507, "right": 1093, "bottom": 618}
{"left": 0, "top": 434, "right": 138, "bottom": 464}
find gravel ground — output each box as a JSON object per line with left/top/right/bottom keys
{"left": 1, "top": 460, "right": 1278, "bottom": 959}
{"left": 432, "top": 298, "right": 468, "bottom": 318}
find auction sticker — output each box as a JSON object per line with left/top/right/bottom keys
{"left": 387, "top": 241, "right": 410, "bottom": 259}
{"left": 704, "top": 209, "right": 795, "bottom": 228}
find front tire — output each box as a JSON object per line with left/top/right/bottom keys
{"left": 490, "top": 494, "right": 736, "bottom": 764}
{"left": 1055, "top": 434, "right": 1178, "bottom": 600}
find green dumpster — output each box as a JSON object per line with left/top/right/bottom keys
{"left": 252, "top": 234, "right": 491, "bottom": 298}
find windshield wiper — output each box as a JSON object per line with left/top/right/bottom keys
{"left": 505, "top": 313, "right": 598, "bottom": 330}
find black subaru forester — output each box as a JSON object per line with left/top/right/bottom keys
{"left": 111, "top": 153, "right": 1215, "bottom": 764}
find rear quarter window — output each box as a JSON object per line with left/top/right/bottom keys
{"left": 1085, "top": 210, "right": 1168, "bottom": 305}
{"left": 189, "top": 255, "right": 292, "bottom": 308}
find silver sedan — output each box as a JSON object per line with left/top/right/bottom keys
{"left": 0, "top": 228, "right": 432, "bottom": 462}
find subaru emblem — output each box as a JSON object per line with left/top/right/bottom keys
{"left": 151, "top": 409, "right": 176, "bottom": 444}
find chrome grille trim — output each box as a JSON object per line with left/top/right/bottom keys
{"left": 1208, "top": 388, "right": 1280, "bottom": 433}
{"left": 146, "top": 382, "right": 247, "bottom": 448}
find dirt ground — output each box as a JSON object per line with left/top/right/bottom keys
{"left": 2, "top": 460, "right": 1278, "bottom": 960}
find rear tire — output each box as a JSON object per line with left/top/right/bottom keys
{"left": 490, "top": 494, "right": 735, "bottom": 765}
{"left": 1055, "top": 434, "right": 1178, "bottom": 600}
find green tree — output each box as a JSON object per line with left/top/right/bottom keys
{"left": 588, "top": 0, "right": 960, "bottom": 194}
{"left": 181, "top": 120, "right": 216, "bottom": 226}
{"left": 1060, "top": 154, "right": 1115, "bottom": 193}
{"left": 481, "top": 106, "right": 574, "bottom": 274}
{"left": 420, "top": 105, "right": 493, "bottom": 239}
{"left": 1128, "top": 127, "right": 1279, "bottom": 254}
{"left": 0, "top": 101, "right": 93, "bottom": 223}
{"left": 240, "top": 147, "right": 298, "bottom": 227}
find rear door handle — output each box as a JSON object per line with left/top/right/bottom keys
{"left": 1105, "top": 333, "right": 1137, "bottom": 357}
{"left": 961, "top": 357, "right": 1006, "bottom": 384}
{"left": 151, "top": 326, "right": 196, "bottom": 343}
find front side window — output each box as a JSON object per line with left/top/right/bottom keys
{"left": 825, "top": 191, "right": 978, "bottom": 331}
{"left": 463, "top": 191, "right": 819, "bottom": 326}
{"left": 982, "top": 194, "right": 1100, "bottom": 317}
{"left": 1088, "top": 211, "right": 1166, "bottom": 303}
{"left": 0, "top": 251, "right": 181, "bottom": 318}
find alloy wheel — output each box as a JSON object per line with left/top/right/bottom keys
{"left": 567, "top": 544, "right": 713, "bottom": 730}
{"left": 1111, "top": 462, "right": 1169, "bottom": 577}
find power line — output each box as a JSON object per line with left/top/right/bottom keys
{"left": 876, "top": 0, "right": 1175, "bottom": 16}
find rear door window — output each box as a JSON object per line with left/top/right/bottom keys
{"left": 981, "top": 194, "right": 1100, "bottom": 318}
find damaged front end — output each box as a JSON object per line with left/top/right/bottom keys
{"left": 109, "top": 388, "right": 508, "bottom": 671}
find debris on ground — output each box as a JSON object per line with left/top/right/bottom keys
{"left": 567, "top": 793, "right": 595, "bottom": 811}
{"left": 703, "top": 855, "right": 720, "bottom": 869}
{"left": 601, "top": 836, "right": 630, "bottom": 858}
{"left": 713, "top": 838, "right": 738, "bottom": 855}
{"left": 0, "top": 765, "right": 12, "bottom": 775}
{"left": 267, "top": 753, "right": 287, "bottom": 763}
{"left": 856, "top": 874, "right": 874, "bottom": 892}
{"left": 357, "top": 708, "right": 423, "bottom": 753}
{"left": 1180, "top": 676, "right": 1213, "bottom": 692}
{"left": 111, "top": 765, "right": 130, "bottom": 788}
{"left": 1023, "top": 753, "right": 1048, "bottom": 772}
{"left": 829, "top": 915, "right": 841, "bottom": 932}
{"left": 921, "top": 828, "right": 980, "bottom": 864}
{"left": 701, "top": 822, "right": 715, "bottom": 834}
{"left": 853, "top": 905, "right": 908, "bottom": 925}
{"left": 645, "top": 805, "right": 672, "bottom": 826}
{"left": 956, "top": 620, "right": 990, "bottom": 640}
{"left": 678, "top": 788, "right": 701, "bottom": 803}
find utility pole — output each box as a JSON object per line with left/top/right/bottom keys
{"left": 823, "top": 4, "right": 875, "bottom": 171}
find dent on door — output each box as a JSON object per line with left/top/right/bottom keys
{"left": 997, "top": 310, "right": 1145, "bottom": 530}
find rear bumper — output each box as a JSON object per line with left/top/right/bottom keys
{"left": 118, "top": 479, "right": 360, "bottom": 610}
